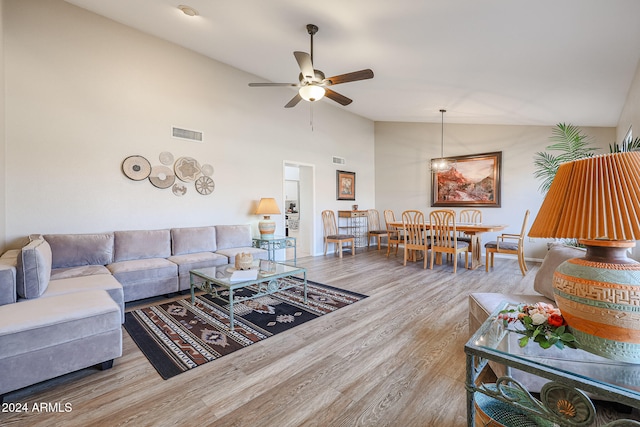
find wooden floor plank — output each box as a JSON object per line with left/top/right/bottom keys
{"left": 1, "top": 249, "right": 638, "bottom": 426}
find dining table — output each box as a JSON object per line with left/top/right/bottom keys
{"left": 388, "top": 221, "right": 508, "bottom": 270}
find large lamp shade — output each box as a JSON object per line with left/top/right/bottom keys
{"left": 529, "top": 152, "right": 640, "bottom": 362}
{"left": 255, "top": 198, "right": 281, "bottom": 238}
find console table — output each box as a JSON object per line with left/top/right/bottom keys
{"left": 252, "top": 236, "right": 297, "bottom": 265}
{"left": 338, "top": 210, "right": 368, "bottom": 248}
{"left": 465, "top": 301, "right": 640, "bottom": 426}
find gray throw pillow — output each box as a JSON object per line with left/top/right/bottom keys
{"left": 534, "top": 243, "right": 586, "bottom": 301}
{"left": 16, "top": 237, "right": 52, "bottom": 299}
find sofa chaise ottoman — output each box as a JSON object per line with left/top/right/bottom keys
{"left": 0, "top": 289, "right": 122, "bottom": 400}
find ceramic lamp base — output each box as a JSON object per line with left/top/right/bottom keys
{"left": 553, "top": 240, "right": 640, "bottom": 363}
{"left": 258, "top": 218, "right": 276, "bottom": 238}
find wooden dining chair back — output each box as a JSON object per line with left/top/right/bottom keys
{"left": 401, "top": 210, "right": 429, "bottom": 269}
{"left": 485, "top": 210, "right": 530, "bottom": 275}
{"left": 457, "top": 209, "right": 482, "bottom": 250}
{"left": 459, "top": 209, "right": 482, "bottom": 224}
{"left": 366, "top": 209, "right": 388, "bottom": 251}
{"left": 384, "top": 209, "right": 402, "bottom": 257}
{"left": 429, "top": 209, "right": 469, "bottom": 273}
{"left": 321, "top": 210, "right": 355, "bottom": 258}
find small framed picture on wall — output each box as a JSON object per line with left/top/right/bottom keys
{"left": 336, "top": 170, "right": 356, "bottom": 201}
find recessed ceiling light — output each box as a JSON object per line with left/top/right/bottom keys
{"left": 178, "top": 5, "right": 199, "bottom": 17}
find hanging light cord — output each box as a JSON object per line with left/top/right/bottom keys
{"left": 440, "top": 109, "right": 446, "bottom": 158}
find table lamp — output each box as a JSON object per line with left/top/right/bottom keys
{"left": 255, "top": 198, "right": 281, "bottom": 239}
{"left": 528, "top": 151, "right": 640, "bottom": 363}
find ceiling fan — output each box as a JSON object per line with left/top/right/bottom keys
{"left": 248, "top": 24, "right": 374, "bottom": 108}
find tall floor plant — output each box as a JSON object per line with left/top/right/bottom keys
{"left": 532, "top": 123, "right": 599, "bottom": 194}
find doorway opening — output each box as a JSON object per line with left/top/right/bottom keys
{"left": 284, "top": 162, "right": 315, "bottom": 258}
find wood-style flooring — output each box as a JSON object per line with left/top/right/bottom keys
{"left": 1, "top": 248, "right": 637, "bottom": 426}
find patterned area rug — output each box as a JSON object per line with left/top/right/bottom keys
{"left": 124, "top": 277, "right": 367, "bottom": 379}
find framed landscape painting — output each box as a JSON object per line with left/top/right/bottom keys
{"left": 431, "top": 151, "right": 502, "bottom": 207}
{"left": 336, "top": 170, "right": 356, "bottom": 201}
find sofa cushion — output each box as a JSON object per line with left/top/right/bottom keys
{"left": 44, "top": 233, "right": 114, "bottom": 268}
{"left": 0, "top": 289, "right": 121, "bottom": 361}
{"left": 0, "top": 250, "right": 19, "bottom": 306}
{"left": 534, "top": 243, "right": 586, "bottom": 301}
{"left": 168, "top": 251, "right": 228, "bottom": 275}
{"left": 16, "top": 237, "right": 52, "bottom": 299}
{"left": 215, "top": 225, "right": 252, "bottom": 250}
{"left": 113, "top": 229, "right": 171, "bottom": 262}
{"left": 107, "top": 258, "right": 177, "bottom": 285}
{"left": 171, "top": 226, "right": 217, "bottom": 256}
{"left": 50, "top": 265, "right": 111, "bottom": 281}
{"left": 45, "top": 274, "right": 125, "bottom": 323}
{"left": 215, "top": 247, "right": 269, "bottom": 265}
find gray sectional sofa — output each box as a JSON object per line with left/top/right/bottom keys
{"left": 0, "top": 224, "right": 267, "bottom": 400}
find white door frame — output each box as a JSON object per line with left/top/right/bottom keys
{"left": 283, "top": 161, "right": 316, "bottom": 257}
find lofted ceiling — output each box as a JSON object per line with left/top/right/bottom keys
{"left": 65, "top": 0, "right": 640, "bottom": 126}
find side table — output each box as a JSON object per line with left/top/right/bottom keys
{"left": 465, "top": 301, "right": 640, "bottom": 426}
{"left": 252, "top": 236, "right": 296, "bottom": 265}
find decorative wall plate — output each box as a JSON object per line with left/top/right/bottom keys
{"left": 159, "top": 151, "right": 174, "bottom": 166}
{"left": 172, "top": 183, "right": 187, "bottom": 196}
{"left": 174, "top": 156, "right": 202, "bottom": 182}
{"left": 195, "top": 176, "right": 215, "bottom": 195}
{"left": 122, "top": 155, "right": 151, "bottom": 181}
{"left": 149, "top": 165, "right": 175, "bottom": 189}
{"left": 201, "top": 164, "right": 214, "bottom": 176}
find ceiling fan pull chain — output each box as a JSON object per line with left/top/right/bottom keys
{"left": 310, "top": 104, "right": 314, "bottom": 131}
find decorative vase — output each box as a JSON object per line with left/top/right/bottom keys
{"left": 235, "top": 253, "right": 253, "bottom": 270}
{"left": 552, "top": 241, "right": 640, "bottom": 363}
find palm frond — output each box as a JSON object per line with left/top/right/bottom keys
{"left": 533, "top": 123, "right": 600, "bottom": 194}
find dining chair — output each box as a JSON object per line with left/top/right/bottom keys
{"left": 321, "top": 210, "right": 355, "bottom": 258}
{"left": 401, "top": 210, "right": 429, "bottom": 268}
{"left": 485, "top": 210, "right": 530, "bottom": 275}
{"left": 429, "top": 209, "right": 469, "bottom": 273}
{"left": 458, "top": 209, "right": 482, "bottom": 252}
{"left": 384, "top": 209, "right": 402, "bottom": 257}
{"left": 366, "top": 209, "right": 388, "bottom": 251}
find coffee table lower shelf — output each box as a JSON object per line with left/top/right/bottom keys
{"left": 189, "top": 263, "right": 307, "bottom": 331}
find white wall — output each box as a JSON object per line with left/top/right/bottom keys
{"left": 617, "top": 58, "right": 640, "bottom": 143}
{"left": 0, "top": 1, "right": 5, "bottom": 254}
{"left": 3, "top": 0, "right": 375, "bottom": 256}
{"left": 617, "top": 58, "right": 640, "bottom": 260}
{"left": 374, "top": 121, "right": 616, "bottom": 260}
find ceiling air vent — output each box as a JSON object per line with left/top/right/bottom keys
{"left": 332, "top": 156, "right": 346, "bottom": 165}
{"left": 172, "top": 126, "right": 203, "bottom": 142}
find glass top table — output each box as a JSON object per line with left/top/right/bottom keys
{"left": 465, "top": 301, "right": 640, "bottom": 426}
{"left": 189, "top": 262, "right": 307, "bottom": 331}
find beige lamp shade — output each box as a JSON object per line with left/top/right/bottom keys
{"left": 255, "top": 198, "right": 281, "bottom": 217}
{"left": 528, "top": 151, "right": 640, "bottom": 241}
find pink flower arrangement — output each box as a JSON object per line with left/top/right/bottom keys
{"left": 499, "top": 302, "right": 578, "bottom": 350}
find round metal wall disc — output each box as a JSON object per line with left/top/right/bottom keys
{"left": 122, "top": 155, "right": 151, "bottom": 181}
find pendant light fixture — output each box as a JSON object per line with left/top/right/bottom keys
{"left": 431, "top": 109, "right": 455, "bottom": 173}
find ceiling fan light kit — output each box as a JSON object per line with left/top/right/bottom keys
{"left": 299, "top": 84, "right": 325, "bottom": 102}
{"left": 248, "top": 24, "right": 374, "bottom": 108}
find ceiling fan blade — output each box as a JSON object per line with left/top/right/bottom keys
{"left": 323, "top": 69, "right": 374, "bottom": 86}
{"left": 249, "top": 82, "right": 299, "bottom": 87}
{"left": 284, "top": 93, "right": 303, "bottom": 108}
{"left": 293, "top": 51, "right": 315, "bottom": 81}
{"left": 324, "top": 88, "right": 353, "bottom": 106}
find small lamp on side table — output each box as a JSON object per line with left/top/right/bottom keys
{"left": 528, "top": 151, "right": 640, "bottom": 363}
{"left": 255, "top": 198, "right": 281, "bottom": 239}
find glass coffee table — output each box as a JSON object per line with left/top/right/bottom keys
{"left": 465, "top": 301, "right": 640, "bottom": 426}
{"left": 189, "top": 262, "right": 307, "bottom": 331}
